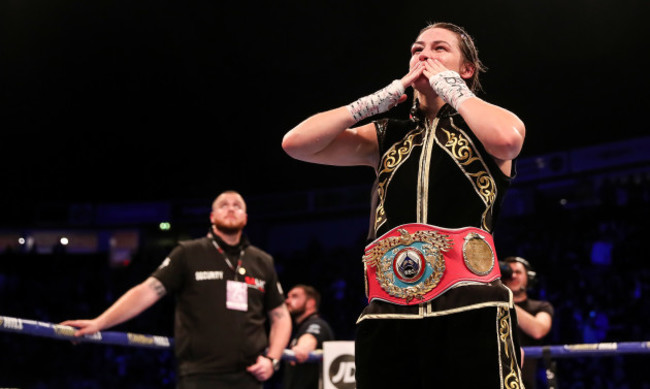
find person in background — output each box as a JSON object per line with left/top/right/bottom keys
{"left": 503, "top": 256, "right": 554, "bottom": 389}
{"left": 62, "top": 190, "right": 291, "bottom": 389}
{"left": 283, "top": 284, "right": 335, "bottom": 389}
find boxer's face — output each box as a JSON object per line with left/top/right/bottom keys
{"left": 409, "top": 27, "right": 474, "bottom": 90}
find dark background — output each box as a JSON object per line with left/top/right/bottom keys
{"left": 1, "top": 1, "right": 650, "bottom": 388}
{"left": 1, "top": 0, "right": 648, "bottom": 214}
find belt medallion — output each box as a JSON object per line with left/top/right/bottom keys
{"left": 363, "top": 228, "right": 452, "bottom": 303}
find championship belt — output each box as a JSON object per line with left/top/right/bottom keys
{"left": 363, "top": 223, "right": 501, "bottom": 305}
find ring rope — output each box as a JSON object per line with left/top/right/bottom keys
{"left": 0, "top": 314, "right": 172, "bottom": 349}
{"left": 2, "top": 315, "right": 648, "bottom": 360}
{"left": 523, "top": 341, "right": 650, "bottom": 359}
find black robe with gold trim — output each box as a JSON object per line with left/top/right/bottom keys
{"left": 359, "top": 104, "right": 515, "bottom": 321}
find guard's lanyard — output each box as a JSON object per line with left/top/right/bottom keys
{"left": 211, "top": 240, "right": 245, "bottom": 277}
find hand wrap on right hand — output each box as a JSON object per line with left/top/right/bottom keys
{"left": 346, "top": 80, "right": 404, "bottom": 123}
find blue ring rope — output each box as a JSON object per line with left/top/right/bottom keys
{"left": 1, "top": 315, "right": 648, "bottom": 360}
{"left": 0, "top": 315, "right": 172, "bottom": 349}
{"left": 523, "top": 342, "right": 650, "bottom": 359}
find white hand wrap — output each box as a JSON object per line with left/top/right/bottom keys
{"left": 429, "top": 70, "right": 475, "bottom": 110}
{"left": 346, "top": 80, "right": 405, "bottom": 122}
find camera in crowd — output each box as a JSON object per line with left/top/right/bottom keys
{"left": 499, "top": 256, "right": 537, "bottom": 285}
{"left": 499, "top": 261, "right": 514, "bottom": 280}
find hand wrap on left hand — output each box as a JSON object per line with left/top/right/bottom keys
{"left": 429, "top": 70, "right": 475, "bottom": 110}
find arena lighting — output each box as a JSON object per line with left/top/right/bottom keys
{"left": 159, "top": 222, "right": 171, "bottom": 231}
{"left": 59, "top": 237, "right": 69, "bottom": 246}
{"left": 18, "top": 237, "right": 25, "bottom": 245}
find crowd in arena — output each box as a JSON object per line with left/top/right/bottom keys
{"left": 1, "top": 173, "right": 649, "bottom": 388}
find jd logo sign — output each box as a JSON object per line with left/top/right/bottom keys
{"left": 323, "top": 341, "right": 356, "bottom": 389}
{"left": 328, "top": 354, "right": 356, "bottom": 389}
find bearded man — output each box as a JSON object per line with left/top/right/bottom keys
{"left": 62, "top": 190, "right": 291, "bottom": 389}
